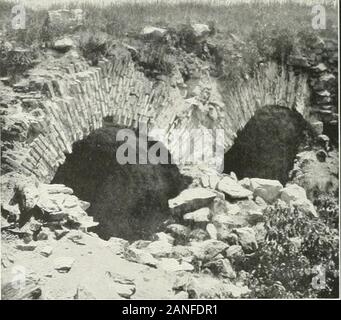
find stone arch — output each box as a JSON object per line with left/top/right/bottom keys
{"left": 223, "top": 104, "right": 313, "bottom": 184}
{"left": 1, "top": 49, "right": 313, "bottom": 182}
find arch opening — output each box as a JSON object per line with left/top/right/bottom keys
{"left": 224, "top": 105, "right": 313, "bottom": 185}
{"left": 52, "top": 125, "right": 190, "bottom": 241}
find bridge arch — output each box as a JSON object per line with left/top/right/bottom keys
{"left": 1, "top": 49, "right": 312, "bottom": 183}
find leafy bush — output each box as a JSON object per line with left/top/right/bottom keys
{"left": 0, "top": 40, "right": 38, "bottom": 77}
{"left": 78, "top": 31, "right": 115, "bottom": 65}
{"left": 134, "top": 40, "right": 176, "bottom": 78}
{"left": 243, "top": 203, "right": 339, "bottom": 298}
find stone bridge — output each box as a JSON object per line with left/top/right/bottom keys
{"left": 1, "top": 47, "right": 312, "bottom": 184}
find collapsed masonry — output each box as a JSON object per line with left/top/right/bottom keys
{"left": 0, "top": 9, "right": 338, "bottom": 299}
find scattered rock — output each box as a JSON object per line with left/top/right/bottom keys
{"left": 141, "top": 26, "right": 167, "bottom": 40}
{"left": 74, "top": 285, "right": 96, "bottom": 300}
{"left": 233, "top": 227, "right": 258, "bottom": 253}
{"left": 183, "top": 207, "right": 210, "bottom": 223}
{"left": 157, "top": 258, "right": 194, "bottom": 272}
{"left": 40, "top": 246, "right": 53, "bottom": 257}
{"left": 225, "top": 245, "right": 244, "bottom": 260}
{"left": 168, "top": 188, "right": 217, "bottom": 216}
{"left": 212, "top": 214, "right": 241, "bottom": 232}
{"left": 254, "top": 196, "right": 267, "bottom": 208}
{"left": 239, "top": 178, "right": 251, "bottom": 190}
{"left": 225, "top": 203, "right": 240, "bottom": 215}
{"left": 204, "top": 258, "right": 236, "bottom": 279}
{"left": 53, "top": 37, "right": 74, "bottom": 52}
{"left": 166, "top": 224, "right": 191, "bottom": 244}
{"left": 189, "top": 229, "right": 210, "bottom": 242}
{"left": 217, "top": 176, "right": 252, "bottom": 199}
{"left": 152, "top": 232, "right": 175, "bottom": 245}
{"left": 130, "top": 240, "right": 151, "bottom": 249}
{"left": 246, "top": 210, "right": 264, "bottom": 225}
{"left": 229, "top": 172, "right": 238, "bottom": 181}
{"left": 46, "top": 9, "right": 84, "bottom": 32}
{"left": 67, "top": 230, "right": 86, "bottom": 245}
{"left": 191, "top": 239, "right": 228, "bottom": 261}
{"left": 191, "top": 23, "right": 210, "bottom": 40}
{"left": 280, "top": 184, "right": 307, "bottom": 205}
{"left": 250, "top": 178, "right": 283, "bottom": 203}
{"left": 171, "top": 245, "right": 194, "bottom": 260}
{"left": 292, "top": 199, "right": 318, "bottom": 218}
{"left": 224, "top": 283, "right": 251, "bottom": 298}
{"left": 209, "top": 175, "right": 221, "bottom": 189}
{"left": 186, "top": 274, "right": 249, "bottom": 299}
{"left": 146, "top": 241, "right": 172, "bottom": 258}
{"left": 106, "top": 272, "right": 136, "bottom": 299}
{"left": 206, "top": 223, "right": 217, "bottom": 239}
{"left": 107, "top": 237, "right": 129, "bottom": 255}
{"left": 36, "top": 228, "right": 49, "bottom": 241}
{"left": 124, "top": 248, "right": 157, "bottom": 267}
{"left": 54, "top": 257, "right": 75, "bottom": 273}
{"left": 313, "top": 63, "right": 328, "bottom": 72}
{"left": 173, "top": 291, "right": 189, "bottom": 299}
{"left": 54, "top": 228, "right": 69, "bottom": 240}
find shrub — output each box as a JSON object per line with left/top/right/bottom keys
{"left": 0, "top": 40, "right": 38, "bottom": 77}
{"left": 244, "top": 203, "right": 339, "bottom": 298}
{"left": 78, "top": 31, "right": 115, "bottom": 65}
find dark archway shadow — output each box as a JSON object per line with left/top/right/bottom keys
{"left": 224, "top": 105, "right": 314, "bottom": 185}
{"left": 52, "top": 125, "right": 191, "bottom": 241}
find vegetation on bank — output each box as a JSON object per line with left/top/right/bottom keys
{"left": 244, "top": 198, "right": 339, "bottom": 298}
{"left": 0, "top": 1, "right": 338, "bottom": 76}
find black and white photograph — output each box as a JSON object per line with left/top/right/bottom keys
{"left": 0, "top": 0, "right": 339, "bottom": 303}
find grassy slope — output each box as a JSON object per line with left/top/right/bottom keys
{"left": 0, "top": 0, "right": 338, "bottom": 43}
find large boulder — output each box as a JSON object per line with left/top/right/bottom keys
{"left": 140, "top": 26, "right": 167, "bottom": 40}
{"left": 191, "top": 23, "right": 210, "bottom": 42}
{"left": 168, "top": 188, "right": 217, "bottom": 216}
{"left": 183, "top": 207, "right": 210, "bottom": 223}
{"left": 191, "top": 239, "right": 229, "bottom": 261}
{"left": 217, "top": 176, "right": 252, "bottom": 199}
{"left": 293, "top": 199, "right": 318, "bottom": 218}
{"left": 280, "top": 184, "right": 307, "bottom": 204}
{"left": 53, "top": 37, "right": 75, "bottom": 52}
{"left": 204, "top": 258, "right": 236, "bottom": 279}
{"left": 45, "top": 9, "right": 84, "bottom": 34}
{"left": 54, "top": 257, "right": 75, "bottom": 273}
{"left": 178, "top": 274, "right": 250, "bottom": 299}
{"left": 280, "top": 184, "right": 318, "bottom": 218}
{"left": 156, "top": 258, "right": 194, "bottom": 272}
{"left": 146, "top": 241, "right": 173, "bottom": 258}
{"left": 233, "top": 227, "right": 258, "bottom": 253}
{"left": 250, "top": 178, "right": 283, "bottom": 203}
{"left": 165, "top": 224, "right": 191, "bottom": 244}
{"left": 107, "top": 237, "right": 129, "bottom": 255}
{"left": 124, "top": 247, "right": 158, "bottom": 267}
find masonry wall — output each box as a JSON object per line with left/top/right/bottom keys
{"left": 0, "top": 47, "right": 326, "bottom": 183}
